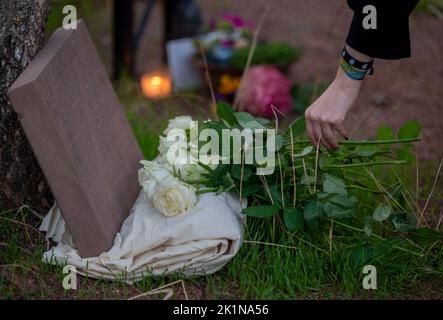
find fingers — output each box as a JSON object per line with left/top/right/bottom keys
{"left": 321, "top": 123, "right": 339, "bottom": 149}
{"left": 334, "top": 122, "right": 349, "bottom": 140}
{"left": 312, "top": 121, "right": 331, "bottom": 150}
{"left": 306, "top": 111, "right": 331, "bottom": 149}
{"left": 306, "top": 117, "right": 316, "bottom": 146}
{"left": 305, "top": 108, "right": 348, "bottom": 150}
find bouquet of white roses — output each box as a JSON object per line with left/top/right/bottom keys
{"left": 140, "top": 101, "right": 427, "bottom": 239}
{"left": 138, "top": 116, "right": 216, "bottom": 217}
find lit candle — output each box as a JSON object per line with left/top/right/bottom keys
{"left": 140, "top": 72, "right": 172, "bottom": 99}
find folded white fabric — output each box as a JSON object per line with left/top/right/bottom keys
{"left": 40, "top": 191, "right": 246, "bottom": 283}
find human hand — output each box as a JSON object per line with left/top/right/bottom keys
{"left": 304, "top": 67, "right": 362, "bottom": 149}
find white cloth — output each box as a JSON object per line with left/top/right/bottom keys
{"left": 40, "top": 191, "right": 246, "bottom": 283}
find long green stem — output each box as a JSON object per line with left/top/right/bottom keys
{"left": 196, "top": 188, "right": 218, "bottom": 195}
{"left": 323, "top": 160, "right": 407, "bottom": 169}
{"left": 347, "top": 185, "right": 385, "bottom": 194}
{"left": 288, "top": 137, "right": 421, "bottom": 146}
{"left": 332, "top": 219, "right": 384, "bottom": 240}
{"left": 340, "top": 138, "right": 421, "bottom": 145}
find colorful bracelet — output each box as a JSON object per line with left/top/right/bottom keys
{"left": 339, "top": 47, "right": 374, "bottom": 81}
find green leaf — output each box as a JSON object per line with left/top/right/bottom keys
{"left": 316, "top": 192, "right": 333, "bottom": 200}
{"left": 304, "top": 200, "right": 324, "bottom": 221}
{"left": 390, "top": 212, "right": 417, "bottom": 232}
{"left": 323, "top": 194, "right": 356, "bottom": 218}
{"left": 283, "top": 208, "right": 304, "bottom": 232}
{"left": 349, "top": 244, "right": 374, "bottom": 266}
{"left": 355, "top": 145, "right": 378, "bottom": 157}
{"left": 376, "top": 125, "right": 395, "bottom": 140}
{"left": 322, "top": 173, "right": 347, "bottom": 196}
{"left": 231, "top": 165, "right": 252, "bottom": 181}
{"left": 373, "top": 203, "right": 392, "bottom": 222}
{"left": 242, "top": 205, "right": 279, "bottom": 218}
{"left": 398, "top": 121, "right": 421, "bottom": 139}
{"left": 275, "top": 134, "right": 285, "bottom": 151}
{"left": 234, "top": 112, "right": 266, "bottom": 130}
{"left": 234, "top": 111, "right": 254, "bottom": 123}
{"left": 255, "top": 117, "right": 272, "bottom": 126}
{"left": 329, "top": 194, "right": 357, "bottom": 207}
{"left": 267, "top": 185, "right": 286, "bottom": 208}
{"left": 287, "top": 116, "right": 306, "bottom": 138}
{"left": 324, "top": 203, "right": 355, "bottom": 219}
{"left": 240, "top": 184, "right": 260, "bottom": 197}
{"left": 217, "top": 101, "right": 238, "bottom": 126}
{"left": 396, "top": 147, "right": 416, "bottom": 164}
{"left": 293, "top": 146, "right": 313, "bottom": 158}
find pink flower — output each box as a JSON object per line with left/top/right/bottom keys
{"left": 222, "top": 13, "right": 255, "bottom": 30}
{"left": 236, "top": 65, "right": 292, "bottom": 118}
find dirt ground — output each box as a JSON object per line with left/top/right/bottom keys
{"left": 134, "top": 0, "right": 443, "bottom": 160}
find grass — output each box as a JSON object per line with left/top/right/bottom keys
{"left": 1, "top": 78, "right": 442, "bottom": 300}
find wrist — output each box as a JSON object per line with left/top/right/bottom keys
{"left": 338, "top": 45, "right": 374, "bottom": 82}
{"left": 334, "top": 67, "right": 362, "bottom": 96}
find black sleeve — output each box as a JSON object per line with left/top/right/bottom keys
{"left": 346, "top": 0, "right": 419, "bottom": 59}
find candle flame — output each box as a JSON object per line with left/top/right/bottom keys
{"left": 141, "top": 73, "right": 172, "bottom": 99}
{"left": 150, "top": 76, "right": 162, "bottom": 87}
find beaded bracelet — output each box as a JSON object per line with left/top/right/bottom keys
{"left": 339, "top": 47, "right": 374, "bottom": 81}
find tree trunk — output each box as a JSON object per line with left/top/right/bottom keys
{"left": 0, "top": 0, "right": 53, "bottom": 210}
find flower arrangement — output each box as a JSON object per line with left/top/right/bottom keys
{"left": 138, "top": 116, "right": 212, "bottom": 217}
{"left": 139, "top": 101, "right": 431, "bottom": 252}
{"left": 139, "top": 160, "right": 197, "bottom": 217}
{"left": 198, "top": 13, "right": 300, "bottom": 69}
{"left": 194, "top": 13, "right": 301, "bottom": 105}
{"left": 199, "top": 13, "right": 254, "bottom": 66}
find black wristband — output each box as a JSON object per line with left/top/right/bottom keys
{"left": 341, "top": 47, "right": 374, "bottom": 75}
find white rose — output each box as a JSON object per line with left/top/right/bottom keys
{"left": 139, "top": 160, "right": 198, "bottom": 217}
{"left": 151, "top": 178, "right": 197, "bottom": 217}
{"left": 175, "top": 163, "right": 206, "bottom": 182}
{"left": 138, "top": 160, "right": 172, "bottom": 198}
{"left": 163, "top": 116, "right": 194, "bottom": 135}
{"left": 158, "top": 129, "right": 189, "bottom": 165}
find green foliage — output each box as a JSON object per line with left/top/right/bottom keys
{"left": 216, "top": 101, "right": 239, "bottom": 126}
{"left": 242, "top": 205, "right": 280, "bottom": 218}
{"left": 287, "top": 116, "right": 306, "bottom": 137}
{"left": 398, "top": 121, "right": 421, "bottom": 140}
{"left": 283, "top": 208, "right": 304, "bottom": 232}
{"left": 229, "top": 42, "right": 301, "bottom": 69}
{"left": 193, "top": 102, "right": 433, "bottom": 262}
{"left": 372, "top": 203, "right": 392, "bottom": 222}
{"left": 1, "top": 98, "right": 441, "bottom": 300}
{"left": 127, "top": 112, "right": 159, "bottom": 160}
{"left": 46, "top": 0, "right": 96, "bottom": 35}
{"left": 415, "top": 0, "right": 443, "bottom": 17}
{"left": 322, "top": 173, "right": 347, "bottom": 195}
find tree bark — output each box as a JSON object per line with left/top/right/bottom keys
{"left": 0, "top": 0, "right": 53, "bottom": 210}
